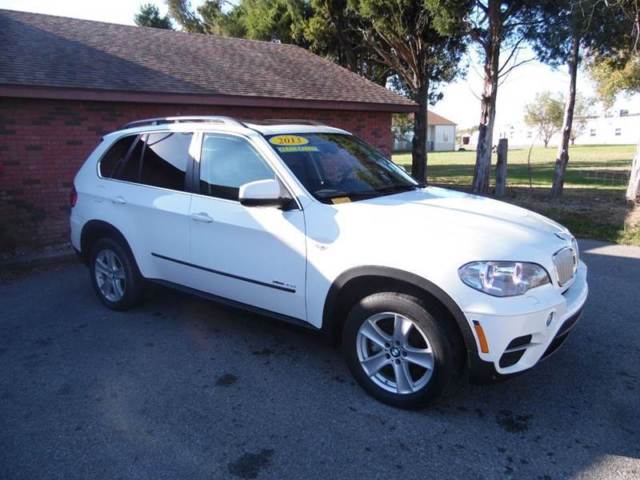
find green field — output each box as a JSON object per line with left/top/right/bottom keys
{"left": 392, "top": 144, "right": 640, "bottom": 246}
{"left": 392, "top": 144, "right": 634, "bottom": 190}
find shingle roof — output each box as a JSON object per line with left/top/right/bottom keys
{"left": 427, "top": 111, "right": 456, "bottom": 126}
{"left": 0, "top": 9, "right": 416, "bottom": 111}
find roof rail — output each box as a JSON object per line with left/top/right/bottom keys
{"left": 243, "top": 119, "right": 326, "bottom": 126}
{"left": 121, "top": 116, "right": 244, "bottom": 130}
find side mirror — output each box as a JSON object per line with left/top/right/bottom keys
{"left": 239, "top": 179, "right": 292, "bottom": 208}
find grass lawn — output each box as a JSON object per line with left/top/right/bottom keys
{"left": 392, "top": 144, "right": 640, "bottom": 246}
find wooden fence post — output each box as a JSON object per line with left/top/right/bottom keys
{"left": 495, "top": 138, "right": 508, "bottom": 197}
{"left": 626, "top": 139, "right": 640, "bottom": 203}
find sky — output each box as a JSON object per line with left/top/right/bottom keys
{"left": 2, "top": 0, "right": 639, "bottom": 128}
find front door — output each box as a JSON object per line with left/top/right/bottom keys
{"left": 187, "top": 133, "right": 307, "bottom": 320}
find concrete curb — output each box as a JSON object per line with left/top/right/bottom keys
{"left": 0, "top": 245, "right": 78, "bottom": 271}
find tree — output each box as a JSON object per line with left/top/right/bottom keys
{"left": 295, "top": 0, "right": 388, "bottom": 85}
{"left": 392, "top": 114, "right": 414, "bottom": 141}
{"left": 585, "top": 0, "right": 640, "bottom": 202}
{"left": 134, "top": 3, "right": 173, "bottom": 29}
{"left": 357, "top": 0, "right": 469, "bottom": 183}
{"left": 568, "top": 93, "right": 593, "bottom": 144}
{"left": 589, "top": 52, "right": 640, "bottom": 104}
{"left": 531, "top": 0, "right": 613, "bottom": 198}
{"left": 467, "top": 1, "right": 544, "bottom": 194}
{"left": 165, "top": 0, "right": 387, "bottom": 83}
{"left": 523, "top": 91, "right": 564, "bottom": 147}
{"left": 167, "top": 0, "right": 247, "bottom": 36}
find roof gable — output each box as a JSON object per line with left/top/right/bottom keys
{"left": 0, "top": 9, "right": 416, "bottom": 111}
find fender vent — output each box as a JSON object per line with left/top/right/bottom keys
{"left": 499, "top": 335, "right": 532, "bottom": 368}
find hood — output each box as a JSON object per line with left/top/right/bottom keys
{"left": 370, "top": 187, "right": 568, "bottom": 235}
{"left": 313, "top": 187, "right": 572, "bottom": 265}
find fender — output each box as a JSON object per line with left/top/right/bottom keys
{"left": 80, "top": 220, "right": 138, "bottom": 267}
{"left": 322, "top": 266, "right": 478, "bottom": 356}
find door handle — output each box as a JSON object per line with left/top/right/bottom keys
{"left": 191, "top": 212, "right": 213, "bottom": 223}
{"left": 111, "top": 196, "right": 127, "bottom": 205}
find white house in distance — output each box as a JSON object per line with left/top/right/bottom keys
{"left": 393, "top": 111, "right": 457, "bottom": 151}
{"left": 495, "top": 109, "right": 640, "bottom": 148}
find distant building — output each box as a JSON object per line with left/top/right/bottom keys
{"left": 393, "top": 111, "right": 457, "bottom": 152}
{"left": 496, "top": 109, "right": 639, "bottom": 147}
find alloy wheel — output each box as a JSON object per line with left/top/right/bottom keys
{"left": 356, "top": 312, "right": 434, "bottom": 394}
{"left": 94, "top": 248, "right": 126, "bottom": 302}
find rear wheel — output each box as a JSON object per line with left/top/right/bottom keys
{"left": 89, "top": 238, "right": 144, "bottom": 310}
{"left": 342, "top": 292, "right": 459, "bottom": 409}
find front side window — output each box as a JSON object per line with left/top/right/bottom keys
{"left": 265, "top": 133, "right": 418, "bottom": 203}
{"left": 199, "top": 134, "right": 275, "bottom": 200}
{"left": 139, "top": 132, "right": 192, "bottom": 191}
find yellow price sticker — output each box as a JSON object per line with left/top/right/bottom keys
{"left": 269, "top": 135, "right": 309, "bottom": 146}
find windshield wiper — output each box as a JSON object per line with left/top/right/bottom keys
{"left": 374, "top": 183, "right": 423, "bottom": 195}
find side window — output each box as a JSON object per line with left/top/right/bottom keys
{"left": 199, "top": 134, "right": 275, "bottom": 200}
{"left": 99, "top": 135, "right": 138, "bottom": 178}
{"left": 139, "top": 132, "right": 192, "bottom": 191}
{"left": 118, "top": 139, "right": 144, "bottom": 183}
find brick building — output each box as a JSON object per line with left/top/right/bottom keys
{"left": 0, "top": 9, "right": 416, "bottom": 253}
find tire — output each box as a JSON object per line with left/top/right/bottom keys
{"left": 342, "top": 292, "right": 460, "bottom": 409}
{"left": 89, "top": 237, "right": 144, "bottom": 311}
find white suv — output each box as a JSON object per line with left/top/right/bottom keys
{"left": 70, "top": 116, "right": 588, "bottom": 408}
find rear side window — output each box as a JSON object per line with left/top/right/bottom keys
{"left": 139, "top": 132, "right": 193, "bottom": 191}
{"left": 99, "top": 135, "right": 138, "bottom": 178}
{"left": 199, "top": 134, "right": 274, "bottom": 200}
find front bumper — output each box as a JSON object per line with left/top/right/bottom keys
{"left": 465, "top": 261, "right": 588, "bottom": 383}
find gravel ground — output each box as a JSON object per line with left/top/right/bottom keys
{"left": 1, "top": 240, "right": 639, "bottom": 480}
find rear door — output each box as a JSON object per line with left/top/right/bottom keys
{"left": 97, "top": 131, "right": 195, "bottom": 281}
{"left": 187, "top": 132, "right": 307, "bottom": 320}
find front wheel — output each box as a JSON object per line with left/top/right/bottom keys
{"left": 342, "top": 292, "right": 459, "bottom": 409}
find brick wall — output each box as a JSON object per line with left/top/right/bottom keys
{"left": 0, "top": 97, "right": 392, "bottom": 253}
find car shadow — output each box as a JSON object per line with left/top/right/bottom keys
{"left": 1, "top": 239, "right": 638, "bottom": 478}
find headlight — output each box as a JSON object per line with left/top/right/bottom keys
{"left": 458, "top": 261, "right": 550, "bottom": 297}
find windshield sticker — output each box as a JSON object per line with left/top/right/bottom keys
{"left": 277, "top": 145, "right": 319, "bottom": 153}
{"left": 269, "top": 135, "right": 309, "bottom": 146}
{"left": 331, "top": 196, "right": 351, "bottom": 204}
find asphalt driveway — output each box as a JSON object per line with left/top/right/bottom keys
{"left": 1, "top": 240, "right": 639, "bottom": 480}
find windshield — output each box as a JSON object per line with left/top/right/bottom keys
{"left": 265, "top": 133, "right": 419, "bottom": 203}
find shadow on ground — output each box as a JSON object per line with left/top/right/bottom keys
{"left": 0, "top": 240, "right": 638, "bottom": 479}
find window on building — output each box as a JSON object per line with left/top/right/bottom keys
{"left": 200, "top": 134, "right": 275, "bottom": 201}
{"left": 99, "top": 135, "right": 138, "bottom": 178}
{"left": 615, "top": 128, "right": 622, "bottom": 136}
{"left": 443, "top": 131, "right": 449, "bottom": 142}
{"left": 527, "top": 131, "right": 532, "bottom": 139}
{"left": 620, "top": 109, "right": 629, "bottom": 117}
{"left": 590, "top": 129, "right": 596, "bottom": 137}
{"left": 139, "top": 132, "right": 192, "bottom": 191}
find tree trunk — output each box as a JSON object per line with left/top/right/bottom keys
{"left": 551, "top": 35, "right": 580, "bottom": 199}
{"left": 411, "top": 81, "right": 429, "bottom": 183}
{"left": 495, "top": 138, "right": 508, "bottom": 197}
{"left": 627, "top": 138, "right": 640, "bottom": 203}
{"left": 472, "top": 1, "right": 501, "bottom": 194}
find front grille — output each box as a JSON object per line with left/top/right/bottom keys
{"left": 553, "top": 247, "right": 577, "bottom": 286}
